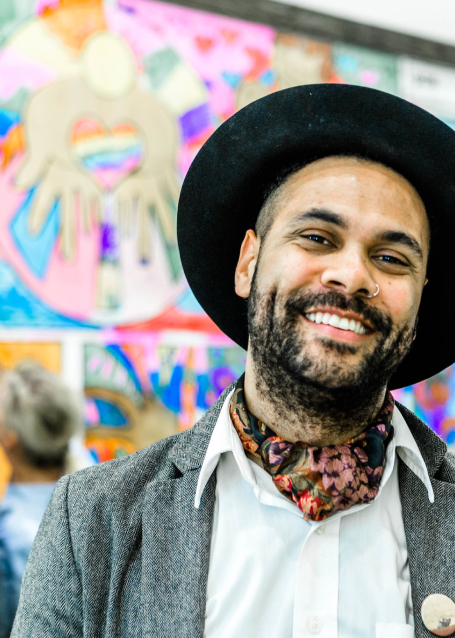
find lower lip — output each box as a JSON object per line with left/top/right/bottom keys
{"left": 303, "top": 316, "right": 372, "bottom": 343}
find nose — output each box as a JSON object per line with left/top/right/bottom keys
{"left": 320, "top": 248, "right": 377, "bottom": 298}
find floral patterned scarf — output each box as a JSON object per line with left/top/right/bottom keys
{"left": 230, "top": 375, "right": 395, "bottom": 522}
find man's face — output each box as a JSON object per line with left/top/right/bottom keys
{"left": 235, "top": 156, "right": 430, "bottom": 392}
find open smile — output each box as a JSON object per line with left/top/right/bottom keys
{"left": 303, "top": 308, "right": 374, "bottom": 341}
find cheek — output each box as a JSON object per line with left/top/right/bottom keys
{"left": 257, "top": 247, "right": 321, "bottom": 292}
{"left": 382, "top": 281, "right": 421, "bottom": 326}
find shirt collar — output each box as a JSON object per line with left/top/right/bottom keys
{"left": 194, "top": 389, "right": 435, "bottom": 508}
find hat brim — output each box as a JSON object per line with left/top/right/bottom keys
{"left": 177, "top": 84, "right": 455, "bottom": 390}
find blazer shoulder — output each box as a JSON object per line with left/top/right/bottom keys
{"left": 67, "top": 430, "right": 184, "bottom": 501}
{"left": 63, "top": 430, "right": 191, "bottom": 534}
{"left": 438, "top": 449, "right": 455, "bottom": 483}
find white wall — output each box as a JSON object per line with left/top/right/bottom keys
{"left": 271, "top": 0, "right": 455, "bottom": 47}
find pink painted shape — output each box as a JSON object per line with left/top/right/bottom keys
{"left": 361, "top": 70, "right": 379, "bottom": 86}
{"left": 107, "top": 2, "right": 274, "bottom": 115}
{"left": 90, "top": 156, "right": 142, "bottom": 190}
{"left": 194, "top": 346, "right": 208, "bottom": 373}
{"left": 208, "top": 80, "right": 235, "bottom": 120}
{"left": 101, "top": 360, "right": 114, "bottom": 377}
{"left": 87, "top": 355, "right": 103, "bottom": 372}
{"left": 36, "top": 0, "right": 59, "bottom": 14}
{"left": 0, "top": 156, "right": 100, "bottom": 319}
{"left": 0, "top": 47, "right": 56, "bottom": 100}
{"left": 84, "top": 399, "right": 99, "bottom": 425}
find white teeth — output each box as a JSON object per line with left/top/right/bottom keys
{"left": 305, "top": 312, "right": 367, "bottom": 335}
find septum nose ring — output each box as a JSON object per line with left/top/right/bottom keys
{"left": 365, "top": 284, "right": 380, "bottom": 298}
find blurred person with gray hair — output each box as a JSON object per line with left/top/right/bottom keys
{"left": 0, "top": 360, "right": 82, "bottom": 638}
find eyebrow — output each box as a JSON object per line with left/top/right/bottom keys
{"left": 290, "top": 208, "right": 424, "bottom": 263}
{"left": 291, "top": 208, "right": 348, "bottom": 229}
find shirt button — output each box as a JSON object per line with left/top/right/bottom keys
{"left": 315, "top": 524, "right": 325, "bottom": 535}
{"left": 308, "top": 617, "right": 322, "bottom": 634}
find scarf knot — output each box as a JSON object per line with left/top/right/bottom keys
{"left": 230, "top": 375, "right": 394, "bottom": 522}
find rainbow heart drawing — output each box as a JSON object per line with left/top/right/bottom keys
{"left": 70, "top": 118, "right": 144, "bottom": 190}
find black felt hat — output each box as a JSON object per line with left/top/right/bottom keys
{"left": 177, "top": 84, "right": 455, "bottom": 389}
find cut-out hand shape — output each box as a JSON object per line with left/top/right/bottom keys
{"left": 115, "top": 171, "right": 180, "bottom": 263}
{"left": 15, "top": 33, "right": 180, "bottom": 263}
{"left": 16, "top": 156, "right": 102, "bottom": 260}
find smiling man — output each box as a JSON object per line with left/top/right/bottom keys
{"left": 236, "top": 156, "right": 430, "bottom": 453}
{"left": 12, "top": 85, "right": 455, "bottom": 638}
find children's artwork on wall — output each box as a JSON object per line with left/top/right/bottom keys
{"left": 332, "top": 43, "right": 398, "bottom": 94}
{"left": 0, "top": 0, "right": 348, "bottom": 330}
{"left": 83, "top": 337, "right": 246, "bottom": 460}
{"left": 0, "top": 0, "right": 453, "bottom": 455}
{"left": 393, "top": 368, "right": 455, "bottom": 447}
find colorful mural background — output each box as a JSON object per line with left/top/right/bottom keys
{"left": 0, "top": 0, "right": 454, "bottom": 457}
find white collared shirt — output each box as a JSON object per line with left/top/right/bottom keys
{"left": 195, "top": 389, "right": 434, "bottom": 638}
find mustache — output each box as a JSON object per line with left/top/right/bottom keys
{"left": 284, "top": 289, "right": 393, "bottom": 335}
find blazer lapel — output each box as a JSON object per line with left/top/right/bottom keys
{"left": 141, "top": 470, "right": 216, "bottom": 638}
{"left": 398, "top": 403, "right": 455, "bottom": 638}
{"left": 141, "top": 384, "right": 235, "bottom": 638}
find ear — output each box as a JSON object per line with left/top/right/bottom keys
{"left": 235, "top": 230, "right": 259, "bottom": 299}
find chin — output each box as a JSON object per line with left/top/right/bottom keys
{"left": 310, "top": 335, "right": 360, "bottom": 358}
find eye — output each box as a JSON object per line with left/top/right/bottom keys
{"left": 376, "top": 254, "right": 407, "bottom": 266}
{"left": 304, "top": 234, "right": 331, "bottom": 246}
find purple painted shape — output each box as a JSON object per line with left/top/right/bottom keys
{"left": 179, "top": 103, "right": 211, "bottom": 142}
{"left": 100, "top": 222, "right": 119, "bottom": 262}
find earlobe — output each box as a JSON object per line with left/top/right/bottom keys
{"left": 235, "top": 229, "right": 259, "bottom": 298}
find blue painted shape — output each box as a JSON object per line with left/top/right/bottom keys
{"left": 150, "top": 371, "right": 160, "bottom": 395}
{"left": 81, "top": 146, "right": 142, "bottom": 171}
{"left": 176, "top": 287, "right": 204, "bottom": 313}
{"left": 196, "top": 373, "right": 210, "bottom": 409}
{"left": 10, "top": 188, "right": 60, "bottom": 279}
{"left": 260, "top": 70, "right": 275, "bottom": 87}
{"left": 161, "top": 364, "right": 183, "bottom": 414}
{"left": 336, "top": 54, "right": 359, "bottom": 73}
{"left": 0, "top": 108, "right": 20, "bottom": 137}
{"left": 221, "top": 71, "right": 242, "bottom": 89}
{"left": 93, "top": 397, "right": 128, "bottom": 427}
{"left": 0, "top": 260, "right": 91, "bottom": 328}
{"left": 105, "top": 344, "right": 143, "bottom": 395}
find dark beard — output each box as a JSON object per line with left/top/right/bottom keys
{"left": 247, "top": 275, "right": 416, "bottom": 439}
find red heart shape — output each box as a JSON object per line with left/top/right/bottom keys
{"left": 196, "top": 36, "right": 214, "bottom": 52}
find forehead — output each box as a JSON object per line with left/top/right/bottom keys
{"left": 274, "top": 156, "right": 429, "bottom": 243}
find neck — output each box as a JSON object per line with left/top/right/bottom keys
{"left": 244, "top": 356, "right": 387, "bottom": 446}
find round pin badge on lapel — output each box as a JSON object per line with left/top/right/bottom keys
{"left": 421, "top": 594, "right": 455, "bottom": 635}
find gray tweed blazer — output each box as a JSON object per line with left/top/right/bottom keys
{"left": 11, "top": 384, "right": 455, "bottom": 638}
